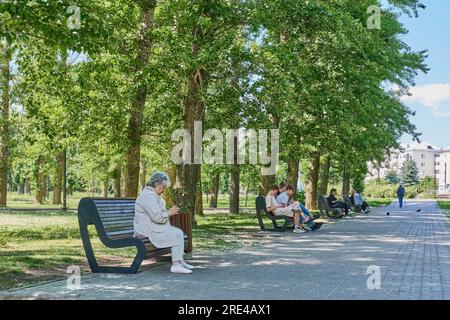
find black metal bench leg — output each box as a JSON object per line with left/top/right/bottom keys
{"left": 79, "top": 218, "right": 146, "bottom": 274}
{"left": 272, "top": 220, "right": 280, "bottom": 231}
{"left": 79, "top": 219, "right": 100, "bottom": 273}
{"left": 281, "top": 219, "right": 290, "bottom": 231}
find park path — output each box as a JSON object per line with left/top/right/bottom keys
{"left": 2, "top": 200, "right": 450, "bottom": 300}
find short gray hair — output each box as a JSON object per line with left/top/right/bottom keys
{"left": 147, "top": 171, "right": 171, "bottom": 188}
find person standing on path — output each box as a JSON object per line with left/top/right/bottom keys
{"left": 397, "top": 184, "right": 406, "bottom": 208}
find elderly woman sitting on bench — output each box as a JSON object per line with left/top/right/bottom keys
{"left": 134, "top": 172, "right": 194, "bottom": 274}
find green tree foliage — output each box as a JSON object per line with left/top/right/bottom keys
{"left": 400, "top": 159, "right": 420, "bottom": 185}
{"left": 0, "top": 0, "right": 428, "bottom": 222}
{"left": 385, "top": 170, "right": 400, "bottom": 184}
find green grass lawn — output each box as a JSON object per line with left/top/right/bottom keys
{"left": 202, "top": 194, "right": 257, "bottom": 208}
{"left": 366, "top": 198, "right": 393, "bottom": 208}
{"left": 6, "top": 192, "right": 101, "bottom": 209}
{"left": 438, "top": 201, "right": 450, "bottom": 211}
{"left": 0, "top": 209, "right": 262, "bottom": 291}
{"left": 5, "top": 192, "right": 256, "bottom": 210}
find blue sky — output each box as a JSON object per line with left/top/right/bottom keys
{"left": 398, "top": 0, "right": 450, "bottom": 148}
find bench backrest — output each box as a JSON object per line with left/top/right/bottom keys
{"left": 93, "top": 198, "right": 136, "bottom": 240}
{"left": 77, "top": 198, "right": 136, "bottom": 241}
{"left": 344, "top": 195, "right": 353, "bottom": 208}
{"left": 317, "top": 195, "right": 329, "bottom": 215}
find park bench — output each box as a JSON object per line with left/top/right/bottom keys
{"left": 318, "top": 195, "right": 344, "bottom": 219}
{"left": 344, "top": 195, "right": 362, "bottom": 213}
{"left": 77, "top": 197, "right": 192, "bottom": 274}
{"left": 255, "top": 196, "right": 293, "bottom": 232}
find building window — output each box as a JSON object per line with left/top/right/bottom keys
{"left": 421, "top": 162, "right": 425, "bottom": 167}
{"left": 421, "top": 154, "right": 425, "bottom": 159}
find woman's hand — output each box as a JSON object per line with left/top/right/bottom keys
{"left": 168, "top": 205, "right": 180, "bottom": 217}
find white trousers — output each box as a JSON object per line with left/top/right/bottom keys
{"left": 171, "top": 227, "right": 185, "bottom": 262}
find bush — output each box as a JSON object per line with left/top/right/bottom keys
{"left": 364, "top": 181, "right": 397, "bottom": 199}
{"left": 295, "top": 190, "right": 305, "bottom": 204}
{"left": 364, "top": 180, "right": 432, "bottom": 199}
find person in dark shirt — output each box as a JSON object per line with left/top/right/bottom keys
{"left": 397, "top": 184, "right": 406, "bottom": 208}
{"left": 328, "top": 188, "right": 349, "bottom": 215}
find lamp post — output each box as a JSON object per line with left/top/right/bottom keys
{"left": 62, "top": 146, "right": 67, "bottom": 211}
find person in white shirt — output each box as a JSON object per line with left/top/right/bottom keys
{"left": 277, "top": 184, "right": 321, "bottom": 231}
{"left": 265, "top": 185, "right": 303, "bottom": 233}
{"left": 351, "top": 190, "right": 369, "bottom": 213}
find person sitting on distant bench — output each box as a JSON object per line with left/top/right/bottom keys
{"left": 350, "top": 190, "right": 369, "bottom": 213}
{"left": 277, "top": 184, "right": 322, "bottom": 231}
{"left": 266, "top": 185, "right": 304, "bottom": 233}
{"left": 328, "top": 188, "right": 349, "bottom": 215}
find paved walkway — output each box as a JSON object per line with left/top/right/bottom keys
{"left": 2, "top": 201, "right": 450, "bottom": 300}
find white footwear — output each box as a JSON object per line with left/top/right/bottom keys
{"left": 293, "top": 228, "right": 306, "bottom": 233}
{"left": 181, "top": 260, "right": 195, "bottom": 270}
{"left": 170, "top": 264, "right": 192, "bottom": 274}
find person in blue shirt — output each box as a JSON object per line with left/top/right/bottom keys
{"left": 397, "top": 184, "right": 406, "bottom": 208}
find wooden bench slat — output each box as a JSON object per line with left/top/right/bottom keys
{"left": 97, "top": 208, "right": 135, "bottom": 214}
{"left": 93, "top": 200, "right": 136, "bottom": 204}
{"left": 94, "top": 203, "right": 135, "bottom": 206}
{"left": 99, "top": 215, "right": 135, "bottom": 221}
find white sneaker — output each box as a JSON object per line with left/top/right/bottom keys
{"left": 294, "top": 227, "right": 306, "bottom": 233}
{"left": 170, "top": 264, "right": 192, "bottom": 274}
{"left": 181, "top": 260, "right": 195, "bottom": 270}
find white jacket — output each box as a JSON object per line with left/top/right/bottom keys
{"left": 133, "top": 186, "right": 179, "bottom": 248}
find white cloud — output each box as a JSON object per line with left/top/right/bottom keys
{"left": 402, "top": 83, "right": 450, "bottom": 117}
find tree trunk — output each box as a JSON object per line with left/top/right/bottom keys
{"left": 18, "top": 181, "right": 25, "bottom": 195}
{"left": 229, "top": 165, "right": 240, "bottom": 214}
{"left": 35, "top": 156, "right": 46, "bottom": 205}
{"left": 244, "top": 182, "right": 250, "bottom": 207}
{"left": 177, "top": 67, "right": 206, "bottom": 228}
{"left": 164, "top": 163, "right": 177, "bottom": 207}
{"left": 258, "top": 172, "right": 275, "bottom": 196}
{"left": 138, "top": 157, "right": 146, "bottom": 192}
{"left": 209, "top": 170, "right": 220, "bottom": 208}
{"left": 342, "top": 166, "right": 350, "bottom": 198}
{"left": 318, "top": 154, "right": 331, "bottom": 197}
{"left": 113, "top": 164, "right": 121, "bottom": 197}
{"left": 229, "top": 130, "right": 240, "bottom": 214}
{"left": 195, "top": 168, "right": 203, "bottom": 219}
{"left": 305, "top": 151, "right": 321, "bottom": 211}
{"left": 24, "top": 178, "right": 31, "bottom": 194}
{"left": 124, "top": 1, "right": 156, "bottom": 197}
{"left": 0, "top": 41, "right": 11, "bottom": 207}
{"left": 287, "top": 159, "right": 299, "bottom": 188}
{"left": 53, "top": 151, "right": 64, "bottom": 205}
{"left": 45, "top": 176, "right": 50, "bottom": 200}
{"left": 102, "top": 179, "right": 109, "bottom": 197}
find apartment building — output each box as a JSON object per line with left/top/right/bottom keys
{"left": 436, "top": 149, "right": 450, "bottom": 194}
{"left": 366, "top": 142, "right": 450, "bottom": 194}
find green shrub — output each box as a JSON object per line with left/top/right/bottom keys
{"left": 295, "top": 190, "right": 305, "bottom": 203}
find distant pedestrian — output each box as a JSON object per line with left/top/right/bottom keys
{"left": 397, "top": 184, "right": 405, "bottom": 208}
